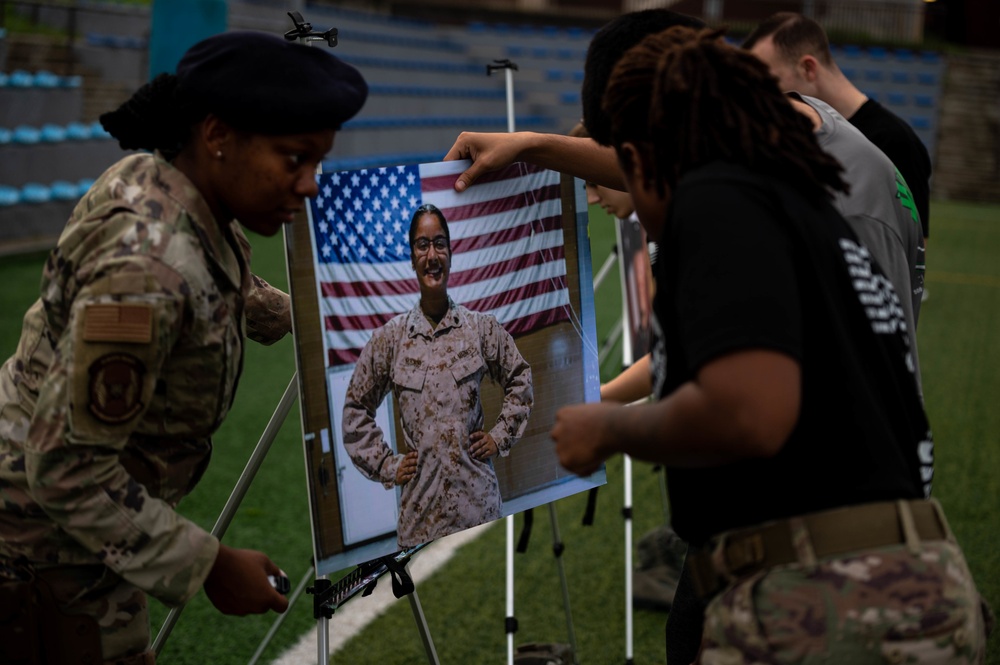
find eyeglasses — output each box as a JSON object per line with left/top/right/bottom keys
{"left": 413, "top": 236, "right": 449, "bottom": 254}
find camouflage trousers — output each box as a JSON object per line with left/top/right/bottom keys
{"left": 32, "top": 563, "right": 152, "bottom": 664}
{"left": 699, "top": 540, "right": 991, "bottom": 664}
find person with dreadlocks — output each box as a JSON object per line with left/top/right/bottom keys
{"left": 551, "top": 27, "right": 989, "bottom": 664}
{"left": 0, "top": 31, "right": 367, "bottom": 664}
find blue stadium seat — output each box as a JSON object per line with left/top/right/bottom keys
{"left": 894, "top": 49, "right": 915, "bottom": 63}
{"left": 864, "top": 69, "right": 885, "bottom": 82}
{"left": 12, "top": 125, "right": 41, "bottom": 144}
{"left": 0, "top": 127, "right": 11, "bottom": 145}
{"left": 77, "top": 178, "right": 96, "bottom": 195}
{"left": 20, "top": 183, "right": 51, "bottom": 203}
{"left": 9, "top": 70, "right": 33, "bottom": 87}
{"left": 920, "top": 51, "right": 942, "bottom": 64}
{"left": 0, "top": 72, "right": 7, "bottom": 87}
{"left": 909, "top": 116, "right": 931, "bottom": 130}
{"left": 841, "top": 67, "right": 857, "bottom": 81}
{"left": 89, "top": 121, "right": 112, "bottom": 139}
{"left": 890, "top": 71, "right": 911, "bottom": 85}
{"left": 916, "top": 72, "right": 938, "bottom": 86}
{"left": 50, "top": 180, "right": 77, "bottom": 201}
{"left": 33, "top": 70, "right": 60, "bottom": 88}
{"left": 65, "top": 122, "right": 92, "bottom": 140}
{"left": 887, "top": 92, "right": 907, "bottom": 107}
{"left": 841, "top": 44, "right": 863, "bottom": 59}
{"left": 914, "top": 94, "right": 934, "bottom": 107}
{"left": 40, "top": 124, "right": 67, "bottom": 142}
{"left": 0, "top": 185, "right": 19, "bottom": 206}
{"left": 868, "top": 46, "right": 887, "bottom": 60}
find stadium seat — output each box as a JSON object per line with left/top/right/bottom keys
{"left": 20, "top": 183, "right": 50, "bottom": 203}
{"left": 9, "top": 70, "right": 33, "bottom": 87}
{"left": 0, "top": 185, "right": 19, "bottom": 206}
{"left": 65, "top": 122, "right": 92, "bottom": 140}
{"left": 40, "top": 124, "right": 67, "bottom": 142}
{"left": 50, "top": 180, "right": 77, "bottom": 200}
{"left": 12, "top": 125, "right": 41, "bottom": 144}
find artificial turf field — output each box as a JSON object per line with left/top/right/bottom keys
{"left": 0, "top": 197, "right": 996, "bottom": 664}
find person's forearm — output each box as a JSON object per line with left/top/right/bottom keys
{"left": 602, "top": 381, "right": 775, "bottom": 467}
{"left": 519, "top": 133, "right": 625, "bottom": 190}
{"left": 601, "top": 353, "right": 652, "bottom": 403}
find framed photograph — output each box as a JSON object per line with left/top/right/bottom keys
{"left": 285, "top": 159, "right": 605, "bottom": 575}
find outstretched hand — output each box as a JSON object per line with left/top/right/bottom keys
{"left": 444, "top": 132, "right": 528, "bottom": 192}
{"left": 550, "top": 402, "right": 618, "bottom": 477}
{"left": 203, "top": 544, "right": 289, "bottom": 616}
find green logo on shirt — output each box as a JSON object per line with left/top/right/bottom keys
{"left": 895, "top": 169, "right": 920, "bottom": 227}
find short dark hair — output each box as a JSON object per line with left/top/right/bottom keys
{"left": 408, "top": 203, "right": 450, "bottom": 249}
{"left": 581, "top": 9, "right": 705, "bottom": 146}
{"left": 742, "top": 12, "right": 833, "bottom": 66}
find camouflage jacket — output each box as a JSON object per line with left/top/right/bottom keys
{"left": 0, "top": 153, "right": 289, "bottom": 607}
{"left": 343, "top": 300, "right": 532, "bottom": 547}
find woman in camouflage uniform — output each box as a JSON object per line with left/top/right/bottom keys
{"left": 0, "top": 31, "right": 366, "bottom": 664}
{"left": 343, "top": 204, "right": 533, "bottom": 549}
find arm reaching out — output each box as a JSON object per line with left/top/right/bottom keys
{"left": 553, "top": 349, "right": 800, "bottom": 476}
{"left": 444, "top": 131, "right": 625, "bottom": 191}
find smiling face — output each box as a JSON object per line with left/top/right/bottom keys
{"left": 410, "top": 211, "right": 451, "bottom": 299}
{"left": 213, "top": 128, "right": 335, "bottom": 237}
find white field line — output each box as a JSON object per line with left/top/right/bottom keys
{"left": 270, "top": 522, "right": 494, "bottom": 664}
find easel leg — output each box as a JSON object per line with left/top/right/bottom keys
{"left": 248, "top": 565, "right": 314, "bottom": 665}
{"left": 547, "top": 504, "right": 579, "bottom": 664}
{"left": 624, "top": 454, "right": 634, "bottom": 665}
{"left": 408, "top": 590, "right": 441, "bottom": 665}
{"left": 152, "top": 373, "right": 299, "bottom": 656}
{"left": 506, "top": 514, "right": 516, "bottom": 665}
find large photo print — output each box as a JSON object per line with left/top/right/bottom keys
{"left": 286, "top": 160, "right": 604, "bottom": 575}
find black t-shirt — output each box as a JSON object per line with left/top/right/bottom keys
{"left": 850, "top": 99, "right": 932, "bottom": 239}
{"left": 653, "top": 161, "right": 932, "bottom": 547}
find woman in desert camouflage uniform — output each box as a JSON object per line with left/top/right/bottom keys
{"left": 343, "top": 204, "right": 533, "bottom": 549}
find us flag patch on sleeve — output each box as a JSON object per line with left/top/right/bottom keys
{"left": 82, "top": 304, "right": 153, "bottom": 344}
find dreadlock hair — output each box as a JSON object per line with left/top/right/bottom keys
{"left": 99, "top": 73, "right": 209, "bottom": 160}
{"left": 581, "top": 9, "right": 705, "bottom": 147}
{"left": 742, "top": 12, "right": 834, "bottom": 68}
{"left": 604, "top": 26, "right": 848, "bottom": 206}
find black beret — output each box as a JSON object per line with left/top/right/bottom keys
{"left": 175, "top": 30, "right": 367, "bottom": 134}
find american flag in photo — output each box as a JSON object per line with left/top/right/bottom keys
{"left": 307, "top": 161, "right": 571, "bottom": 367}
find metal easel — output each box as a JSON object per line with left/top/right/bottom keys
{"left": 488, "top": 57, "right": 580, "bottom": 665}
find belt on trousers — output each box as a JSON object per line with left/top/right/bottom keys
{"left": 687, "top": 498, "right": 952, "bottom": 601}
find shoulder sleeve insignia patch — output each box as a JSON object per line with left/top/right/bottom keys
{"left": 88, "top": 353, "right": 146, "bottom": 424}
{"left": 83, "top": 304, "right": 153, "bottom": 344}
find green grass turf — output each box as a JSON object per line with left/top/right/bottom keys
{"left": 0, "top": 198, "right": 996, "bottom": 664}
